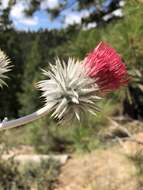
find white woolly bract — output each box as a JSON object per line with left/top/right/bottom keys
{"left": 0, "top": 50, "right": 11, "bottom": 87}
{"left": 37, "top": 58, "right": 101, "bottom": 122}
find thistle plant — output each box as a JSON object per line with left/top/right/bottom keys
{"left": 37, "top": 58, "right": 101, "bottom": 122}
{"left": 0, "top": 50, "right": 11, "bottom": 88}
{"left": 0, "top": 42, "right": 129, "bottom": 130}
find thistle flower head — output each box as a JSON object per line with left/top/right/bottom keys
{"left": 37, "top": 58, "right": 101, "bottom": 122}
{"left": 0, "top": 50, "right": 11, "bottom": 87}
{"left": 83, "top": 42, "right": 129, "bottom": 92}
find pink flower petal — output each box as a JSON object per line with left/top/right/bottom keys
{"left": 83, "top": 42, "right": 129, "bottom": 92}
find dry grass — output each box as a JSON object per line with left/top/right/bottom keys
{"left": 55, "top": 146, "right": 138, "bottom": 190}
{"left": 53, "top": 120, "right": 143, "bottom": 190}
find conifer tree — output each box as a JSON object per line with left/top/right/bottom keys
{"left": 19, "top": 36, "right": 42, "bottom": 116}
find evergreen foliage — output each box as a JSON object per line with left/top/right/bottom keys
{"left": 19, "top": 36, "right": 42, "bottom": 115}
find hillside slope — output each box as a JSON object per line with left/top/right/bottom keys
{"left": 55, "top": 144, "right": 142, "bottom": 190}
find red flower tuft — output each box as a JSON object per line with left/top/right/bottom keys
{"left": 83, "top": 42, "right": 129, "bottom": 92}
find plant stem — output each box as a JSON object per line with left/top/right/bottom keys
{"left": 0, "top": 106, "right": 51, "bottom": 131}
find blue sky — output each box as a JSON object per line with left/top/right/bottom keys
{"left": 1, "top": 0, "right": 124, "bottom": 31}
{"left": 12, "top": 10, "right": 63, "bottom": 31}
{"left": 1, "top": 0, "right": 88, "bottom": 31}
{"left": 0, "top": 0, "right": 93, "bottom": 31}
{"left": 10, "top": 0, "right": 64, "bottom": 31}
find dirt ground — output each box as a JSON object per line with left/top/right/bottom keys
{"left": 55, "top": 142, "right": 142, "bottom": 190}
{"left": 3, "top": 128, "right": 143, "bottom": 190}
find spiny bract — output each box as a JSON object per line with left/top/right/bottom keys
{"left": 37, "top": 58, "right": 101, "bottom": 122}
{"left": 0, "top": 50, "right": 11, "bottom": 87}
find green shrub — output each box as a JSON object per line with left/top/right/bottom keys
{"left": 27, "top": 100, "right": 117, "bottom": 154}
{"left": 128, "top": 150, "right": 143, "bottom": 189}
{"left": 0, "top": 155, "right": 60, "bottom": 190}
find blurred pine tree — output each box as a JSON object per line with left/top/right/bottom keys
{"left": 19, "top": 36, "right": 42, "bottom": 116}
